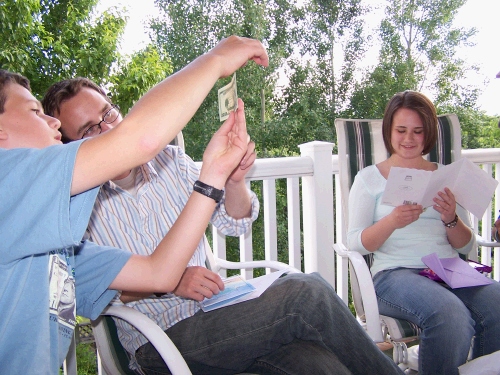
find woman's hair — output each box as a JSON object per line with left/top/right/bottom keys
{"left": 382, "top": 90, "right": 438, "bottom": 155}
{"left": 0, "top": 70, "right": 31, "bottom": 113}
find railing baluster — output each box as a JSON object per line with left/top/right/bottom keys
{"left": 287, "top": 177, "right": 302, "bottom": 270}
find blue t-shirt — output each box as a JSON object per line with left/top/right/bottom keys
{"left": 0, "top": 142, "right": 131, "bottom": 374}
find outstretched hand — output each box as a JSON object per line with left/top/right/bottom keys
{"left": 199, "top": 99, "right": 250, "bottom": 188}
{"left": 227, "top": 99, "right": 256, "bottom": 184}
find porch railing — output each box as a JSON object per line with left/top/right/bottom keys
{"left": 208, "top": 142, "right": 500, "bottom": 290}
{"left": 64, "top": 142, "right": 500, "bottom": 374}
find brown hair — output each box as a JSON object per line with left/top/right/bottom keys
{"left": 382, "top": 90, "right": 438, "bottom": 155}
{"left": 42, "top": 77, "right": 110, "bottom": 142}
{"left": 0, "top": 70, "right": 31, "bottom": 113}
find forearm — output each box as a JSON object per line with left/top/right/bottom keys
{"left": 223, "top": 180, "right": 252, "bottom": 219}
{"left": 110, "top": 192, "right": 217, "bottom": 293}
{"left": 360, "top": 215, "right": 397, "bottom": 252}
{"left": 71, "top": 36, "right": 268, "bottom": 195}
{"left": 446, "top": 218, "right": 473, "bottom": 249}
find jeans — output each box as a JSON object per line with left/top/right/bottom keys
{"left": 374, "top": 268, "right": 500, "bottom": 375}
{"left": 136, "top": 272, "right": 402, "bottom": 375}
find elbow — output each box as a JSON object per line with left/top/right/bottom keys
{"left": 134, "top": 134, "right": 163, "bottom": 164}
{"left": 152, "top": 271, "right": 183, "bottom": 295}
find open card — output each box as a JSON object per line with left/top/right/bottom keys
{"left": 200, "top": 275, "right": 255, "bottom": 312}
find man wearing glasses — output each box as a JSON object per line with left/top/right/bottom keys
{"left": 42, "top": 78, "right": 405, "bottom": 375}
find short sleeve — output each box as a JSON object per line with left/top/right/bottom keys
{"left": 0, "top": 142, "right": 99, "bottom": 263}
{"left": 74, "top": 240, "right": 131, "bottom": 320}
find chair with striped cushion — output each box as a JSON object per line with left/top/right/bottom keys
{"left": 332, "top": 114, "right": 467, "bottom": 371}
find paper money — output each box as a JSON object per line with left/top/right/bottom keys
{"left": 218, "top": 73, "right": 238, "bottom": 121}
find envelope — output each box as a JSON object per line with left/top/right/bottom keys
{"left": 421, "top": 253, "right": 494, "bottom": 289}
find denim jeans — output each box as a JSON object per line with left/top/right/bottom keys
{"left": 136, "top": 272, "right": 402, "bottom": 375}
{"left": 374, "top": 268, "right": 500, "bottom": 375}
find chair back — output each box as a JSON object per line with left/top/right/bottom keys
{"left": 334, "top": 114, "right": 462, "bottom": 320}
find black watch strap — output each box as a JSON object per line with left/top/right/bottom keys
{"left": 193, "top": 180, "right": 224, "bottom": 203}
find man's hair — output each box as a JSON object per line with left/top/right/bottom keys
{"left": 0, "top": 70, "right": 31, "bottom": 114}
{"left": 382, "top": 90, "right": 438, "bottom": 156}
{"left": 42, "top": 77, "right": 110, "bottom": 142}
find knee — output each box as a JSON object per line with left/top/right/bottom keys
{"left": 283, "top": 272, "right": 335, "bottom": 295}
{"left": 279, "top": 273, "right": 343, "bottom": 309}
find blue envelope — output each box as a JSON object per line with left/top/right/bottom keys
{"left": 421, "top": 253, "right": 494, "bottom": 289}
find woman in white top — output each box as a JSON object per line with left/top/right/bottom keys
{"left": 347, "top": 90, "right": 500, "bottom": 375}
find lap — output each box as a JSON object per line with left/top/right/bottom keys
{"left": 373, "top": 267, "right": 499, "bottom": 327}
{"left": 154, "top": 272, "right": 339, "bottom": 372}
{"left": 373, "top": 268, "right": 470, "bottom": 324}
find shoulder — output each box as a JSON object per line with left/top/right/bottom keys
{"left": 356, "top": 164, "right": 379, "bottom": 179}
{"left": 351, "top": 165, "right": 385, "bottom": 197}
{"left": 0, "top": 144, "right": 81, "bottom": 198}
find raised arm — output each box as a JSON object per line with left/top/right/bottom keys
{"left": 71, "top": 36, "right": 268, "bottom": 195}
{"left": 109, "top": 104, "right": 252, "bottom": 293}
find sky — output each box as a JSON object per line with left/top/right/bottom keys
{"left": 96, "top": 0, "right": 499, "bottom": 116}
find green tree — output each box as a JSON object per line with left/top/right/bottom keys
{"left": 108, "top": 44, "right": 173, "bottom": 113}
{"left": 150, "top": 0, "right": 298, "bottom": 160}
{"left": 1, "top": 0, "right": 174, "bottom": 114}
{"left": 348, "top": 0, "right": 480, "bottom": 122}
{"left": 270, "top": 0, "right": 366, "bottom": 151}
{"left": 0, "top": 0, "right": 126, "bottom": 98}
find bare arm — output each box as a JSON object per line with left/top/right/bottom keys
{"left": 109, "top": 104, "right": 251, "bottom": 293}
{"left": 222, "top": 99, "right": 256, "bottom": 219}
{"left": 361, "top": 204, "right": 424, "bottom": 252}
{"left": 70, "top": 36, "right": 268, "bottom": 195}
{"left": 433, "top": 188, "right": 473, "bottom": 248}
{"left": 119, "top": 267, "right": 225, "bottom": 304}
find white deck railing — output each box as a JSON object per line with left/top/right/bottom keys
{"left": 207, "top": 142, "right": 500, "bottom": 287}
{"left": 65, "top": 142, "right": 500, "bottom": 374}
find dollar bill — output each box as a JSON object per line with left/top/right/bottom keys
{"left": 218, "top": 73, "right": 238, "bottom": 121}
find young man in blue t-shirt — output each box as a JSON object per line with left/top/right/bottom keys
{"left": 0, "top": 35, "right": 270, "bottom": 374}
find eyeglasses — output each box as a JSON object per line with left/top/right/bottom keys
{"left": 81, "top": 104, "right": 120, "bottom": 139}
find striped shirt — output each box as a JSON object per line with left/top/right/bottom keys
{"left": 87, "top": 145, "right": 259, "bottom": 369}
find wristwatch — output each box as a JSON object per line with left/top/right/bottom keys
{"left": 193, "top": 180, "right": 224, "bottom": 203}
{"left": 442, "top": 214, "right": 459, "bottom": 228}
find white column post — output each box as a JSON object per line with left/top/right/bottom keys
{"left": 299, "top": 141, "right": 336, "bottom": 287}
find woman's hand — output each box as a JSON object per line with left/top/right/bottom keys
{"left": 389, "top": 204, "right": 424, "bottom": 229}
{"left": 432, "top": 187, "right": 456, "bottom": 224}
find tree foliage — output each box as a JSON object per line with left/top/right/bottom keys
{"left": 0, "top": 0, "right": 126, "bottom": 98}
{"left": 348, "top": 0, "right": 480, "bottom": 122}
{"left": 150, "top": 0, "right": 300, "bottom": 159}
{"left": 108, "top": 45, "right": 173, "bottom": 113}
{"left": 0, "top": 0, "right": 172, "bottom": 113}
{"left": 150, "top": 0, "right": 365, "bottom": 159}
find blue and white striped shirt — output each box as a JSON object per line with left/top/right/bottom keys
{"left": 86, "top": 145, "right": 259, "bottom": 368}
